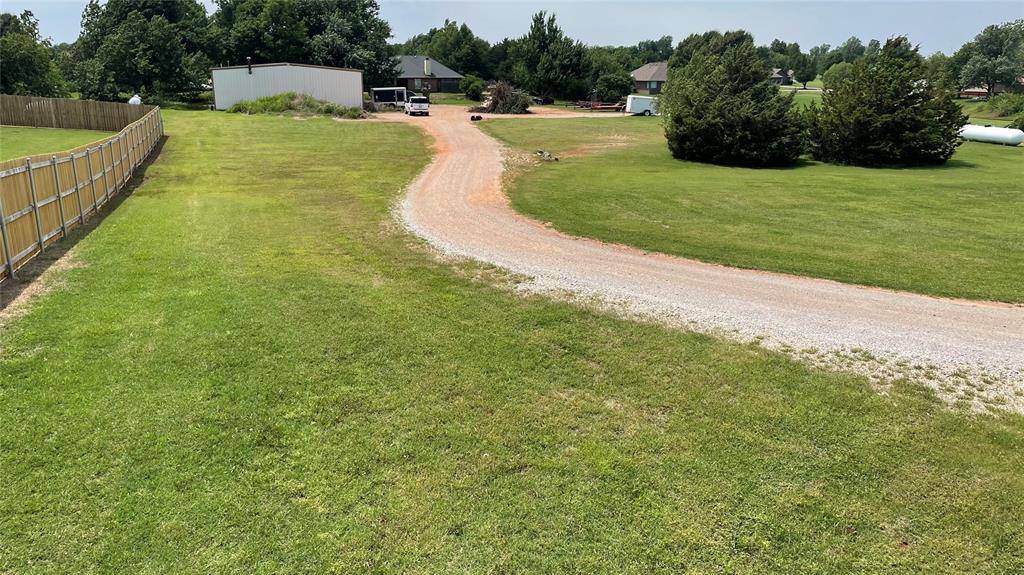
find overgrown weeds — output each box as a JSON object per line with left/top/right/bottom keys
{"left": 227, "top": 92, "right": 365, "bottom": 119}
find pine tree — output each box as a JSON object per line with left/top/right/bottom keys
{"left": 661, "top": 31, "right": 804, "bottom": 167}
{"left": 808, "top": 36, "right": 966, "bottom": 166}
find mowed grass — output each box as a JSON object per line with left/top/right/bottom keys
{"left": 482, "top": 118, "right": 1024, "bottom": 302}
{"left": 0, "top": 125, "right": 114, "bottom": 160}
{"left": 786, "top": 88, "right": 823, "bottom": 108}
{"left": 2, "top": 110, "right": 1024, "bottom": 573}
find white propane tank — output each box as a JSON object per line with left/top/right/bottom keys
{"left": 128, "top": 94, "right": 142, "bottom": 105}
{"left": 959, "top": 124, "right": 1024, "bottom": 146}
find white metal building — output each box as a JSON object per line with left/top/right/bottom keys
{"left": 211, "top": 62, "right": 363, "bottom": 110}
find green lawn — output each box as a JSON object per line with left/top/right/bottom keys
{"left": 0, "top": 125, "right": 114, "bottom": 161}
{"left": 482, "top": 118, "right": 1024, "bottom": 302}
{"left": 429, "top": 92, "right": 480, "bottom": 107}
{"left": 2, "top": 110, "right": 1023, "bottom": 573}
{"left": 959, "top": 99, "right": 1017, "bottom": 126}
{"left": 786, "top": 89, "right": 823, "bottom": 108}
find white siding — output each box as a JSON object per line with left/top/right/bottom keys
{"left": 212, "top": 64, "right": 363, "bottom": 110}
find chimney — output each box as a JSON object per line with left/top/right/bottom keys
{"left": 423, "top": 57, "right": 432, "bottom": 77}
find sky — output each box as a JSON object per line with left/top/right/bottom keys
{"left": 5, "top": 0, "right": 1022, "bottom": 55}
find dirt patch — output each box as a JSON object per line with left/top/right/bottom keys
{"left": 0, "top": 248, "right": 85, "bottom": 327}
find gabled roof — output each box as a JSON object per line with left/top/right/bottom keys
{"left": 771, "top": 68, "right": 795, "bottom": 79}
{"left": 397, "top": 55, "right": 464, "bottom": 79}
{"left": 631, "top": 61, "right": 669, "bottom": 83}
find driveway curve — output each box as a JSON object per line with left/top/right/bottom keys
{"left": 396, "top": 105, "right": 1024, "bottom": 408}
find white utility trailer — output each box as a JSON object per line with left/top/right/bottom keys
{"left": 625, "top": 95, "right": 659, "bottom": 116}
{"left": 372, "top": 87, "right": 410, "bottom": 110}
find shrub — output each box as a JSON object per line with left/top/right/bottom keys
{"left": 1008, "top": 113, "right": 1024, "bottom": 130}
{"left": 227, "top": 92, "right": 364, "bottom": 119}
{"left": 472, "top": 81, "right": 531, "bottom": 114}
{"left": 986, "top": 93, "right": 1024, "bottom": 117}
{"left": 807, "top": 37, "right": 966, "bottom": 166}
{"left": 661, "top": 31, "right": 804, "bottom": 167}
{"left": 460, "top": 74, "right": 486, "bottom": 101}
{"left": 821, "top": 62, "right": 854, "bottom": 89}
{"left": 593, "top": 70, "right": 633, "bottom": 102}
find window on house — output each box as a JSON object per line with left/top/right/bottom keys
{"left": 414, "top": 78, "right": 422, "bottom": 89}
{"left": 649, "top": 81, "right": 659, "bottom": 90}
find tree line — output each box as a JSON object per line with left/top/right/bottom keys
{"left": 0, "top": 0, "right": 1020, "bottom": 107}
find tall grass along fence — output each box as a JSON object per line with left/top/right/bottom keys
{"left": 0, "top": 95, "right": 164, "bottom": 282}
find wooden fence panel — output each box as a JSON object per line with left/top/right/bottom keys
{"left": 0, "top": 94, "right": 155, "bottom": 132}
{"left": 1, "top": 100, "right": 163, "bottom": 281}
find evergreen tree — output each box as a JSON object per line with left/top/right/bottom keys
{"left": 661, "top": 31, "right": 804, "bottom": 167}
{"left": 808, "top": 37, "right": 966, "bottom": 166}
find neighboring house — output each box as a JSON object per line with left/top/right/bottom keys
{"left": 960, "top": 76, "right": 1024, "bottom": 98}
{"left": 211, "top": 62, "right": 363, "bottom": 110}
{"left": 396, "top": 55, "right": 464, "bottom": 93}
{"left": 770, "top": 68, "right": 794, "bottom": 86}
{"left": 631, "top": 61, "right": 668, "bottom": 95}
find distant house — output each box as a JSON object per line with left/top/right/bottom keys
{"left": 960, "top": 76, "right": 1024, "bottom": 98}
{"left": 396, "top": 55, "right": 464, "bottom": 93}
{"left": 770, "top": 68, "right": 794, "bottom": 86}
{"left": 631, "top": 62, "right": 668, "bottom": 95}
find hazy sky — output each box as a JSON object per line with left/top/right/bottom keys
{"left": 6, "top": 0, "right": 1022, "bottom": 55}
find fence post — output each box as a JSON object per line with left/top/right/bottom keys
{"left": 126, "top": 127, "right": 135, "bottom": 172}
{"left": 70, "top": 152, "right": 85, "bottom": 224}
{"left": 86, "top": 147, "right": 99, "bottom": 214}
{"left": 0, "top": 188, "right": 15, "bottom": 279}
{"left": 101, "top": 142, "right": 112, "bottom": 204}
{"left": 116, "top": 135, "right": 126, "bottom": 188}
{"left": 26, "top": 159, "right": 45, "bottom": 252}
{"left": 51, "top": 156, "right": 68, "bottom": 238}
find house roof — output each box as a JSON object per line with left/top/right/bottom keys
{"left": 397, "top": 55, "right": 464, "bottom": 79}
{"left": 631, "top": 61, "right": 669, "bottom": 83}
{"left": 770, "top": 68, "right": 795, "bottom": 79}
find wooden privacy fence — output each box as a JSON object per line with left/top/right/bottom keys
{"left": 1, "top": 94, "right": 156, "bottom": 132}
{"left": 0, "top": 99, "right": 164, "bottom": 282}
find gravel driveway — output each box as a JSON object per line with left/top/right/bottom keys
{"left": 396, "top": 105, "right": 1024, "bottom": 410}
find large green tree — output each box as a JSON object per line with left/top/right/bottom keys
{"left": 214, "top": 0, "right": 397, "bottom": 87}
{"left": 661, "top": 31, "right": 804, "bottom": 167}
{"left": 0, "top": 11, "right": 67, "bottom": 96}
{"left": 808, "top": 37, "right": 966, "bottom": 166}
{"left": 505, "top": 12, "right": 590, "bottom": 99}
{"left": 953, "top": 20, "right": 1024, "bottom": 96}
{"left": 75, "top": 0, "right": 212, "bottom": 101}
{"left": 393, "top": 20, "right": 491, "bottom": 78}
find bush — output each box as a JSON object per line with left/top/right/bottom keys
{"left": 807, "top": 37, "right": 966, "bottom": 166}
{"left": 1008, "top": 113, "right": 1024, "bottom": 130}
{"left": 227, "top": 93, "right": 364, "bottom": 119}
{"left": 821, "top": 62, "right": 854, "bottom": 89}
{"left": 460, "top": 74, "right": 486, "bottom": 101}
{"left": 661, "top": 32, "right": 804, "bottom": 167}
{"left": 986, "top": 93, "right": 1024, "bottom": 117}
{"left": 593, "top": 70, "right": 633, "bottom": 102}
{"left": 472, "top": 81, "right": 531, "bottom": 114}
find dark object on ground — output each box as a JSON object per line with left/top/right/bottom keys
{"left": 470, "top": 115, "right": 483, "bottom": 121}
{"left": 535, "top": 149, "right": 559, "bottom": 161}
{"left": 531, "top": 96, "right": 555, "bottom": 105}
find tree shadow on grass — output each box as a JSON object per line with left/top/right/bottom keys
{"left": 0, "top": 136, "right": 168, "bottom": 311}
